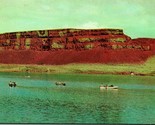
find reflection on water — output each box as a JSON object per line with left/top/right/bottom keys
{"left": 0, "top": 72, "right": 155, "bottom": 123}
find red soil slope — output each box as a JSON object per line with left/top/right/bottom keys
{"left": 0, "top": 46, "right": 154, "bottom": 65}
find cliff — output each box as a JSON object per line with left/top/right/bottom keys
{"left": 0, "top": 28, "right": 154, "bottom": 64}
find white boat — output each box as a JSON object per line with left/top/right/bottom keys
{"left": 100, "top": 85, "right": 118, "bottom": 90}
{"left": 55, "top": 82, "right": 66, "bottom": 86}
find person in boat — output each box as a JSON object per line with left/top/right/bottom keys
{"left": 12, "top": 82, "right": 16, "bottom": 87}
{"left": 55, "top": 82, "right": 66, "bottom": 86}
{"left": 103, "top": 84, "right": 108, "bottom": 89}
{"left": 109, "top": 85, "right": 114, "bottom": 87}
{"left": 9, "top": 81, "right": 11, "bottom": 87}
{"left": 9, "top": 81, "right": 16, "bottom": 87}
{"left": 104, "top": 84, "right": 108, "bottom": 87}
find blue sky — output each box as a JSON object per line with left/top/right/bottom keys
{"left": 0, "top": 0, "right": 155, "bottom": 38}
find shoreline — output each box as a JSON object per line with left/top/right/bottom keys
{"left": 0, "top": 57, "right": 154, "bottom": 76}
{"left": 0, "top": 68, "right": 153, "bottom": 76}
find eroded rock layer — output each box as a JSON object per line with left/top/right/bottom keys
{"left": 0, "top": 28, "right": 154, "bottom": 64}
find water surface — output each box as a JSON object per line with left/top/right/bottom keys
{"left": 0, "top": 72, "right": 155, "bottom": 124}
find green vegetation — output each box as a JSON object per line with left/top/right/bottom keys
{"left": 79, "top": 38, "right": 90, "bottom": 42}
{"left": 79, "top": 38, "right": 97, "bottom": 42}
{"left": 51, "top": 42, "right": 64, "bottom": 49}
{"left": 84, "top": 44, "right": 94, "bottom": 49}
{"left": 59, "top": 31, "right": 67, "bottom": 37}
{"left": 25, "top": 38, "right": 31, "bottom": 49}
{"left": 0, "top": 56, "right": 155, "bottom": 76}
{"left": 69, "top": 29, "right": 80, "bottom": 32}
{"left": 110, "top": 38, "right": 126, "bottom": 42}
{"left": 112, "top": 45, "right": 125, "bottom": 50}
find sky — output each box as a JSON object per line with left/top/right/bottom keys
{"left": 0, "top": 0, "right": 155, "bottom": 38}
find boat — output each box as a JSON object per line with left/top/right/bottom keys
{"left": 55, "top": 82, "right": 66, "bottom": 86}
{"left": 9, "top": 81, "right": 16, "bottom": 87}
{"left": 25, "top": 75, "right": 30, "bottom": 78}
{"left": 100, "top": 85, "right": 118, "bottom": 90}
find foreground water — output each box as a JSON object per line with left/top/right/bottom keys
{"left": 0, "top": 72, "right": 155, "bottom": 124}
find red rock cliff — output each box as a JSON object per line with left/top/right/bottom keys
{"left": 0, "top": 28, "right": 154, "bottom": 64}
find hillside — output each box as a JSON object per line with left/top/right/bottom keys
{"left": 0, "top": 28, "right": 154, "bottom": 64}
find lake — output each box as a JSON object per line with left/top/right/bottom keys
{"left": 0, "top": 72, "right": 155, "bottom": 124}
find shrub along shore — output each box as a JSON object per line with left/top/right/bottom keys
{"left": 0, "top": 56, "right": 155, "bottom": 76}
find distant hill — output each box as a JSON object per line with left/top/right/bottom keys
{"left": 0, "top": 28, "right": 154, "bottom": 64}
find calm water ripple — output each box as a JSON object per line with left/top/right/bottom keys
{"left": 0, "top": 72, "right": 155, "bottom": 123}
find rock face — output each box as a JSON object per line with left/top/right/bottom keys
{"left": 0, "top": 28, "right": 130, "bottom": 51}
{"left": 0, "top": 28, "right": 154, "bottom": 64}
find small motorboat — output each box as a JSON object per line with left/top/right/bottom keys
{"left": 55, "top": 82, "right": 66, "bottom": 86}
{"left": 100, "top": 85, "right": 118, "bottom": 90}
{"left": 25, "top": 75, "right": 30, "bottom": 78}
{"left": 9, "top": 81, "right": 16, "bottom": 87}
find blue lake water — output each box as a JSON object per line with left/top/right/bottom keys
{"left": 0, "top": 72, "right": 155, "bottom": 124}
